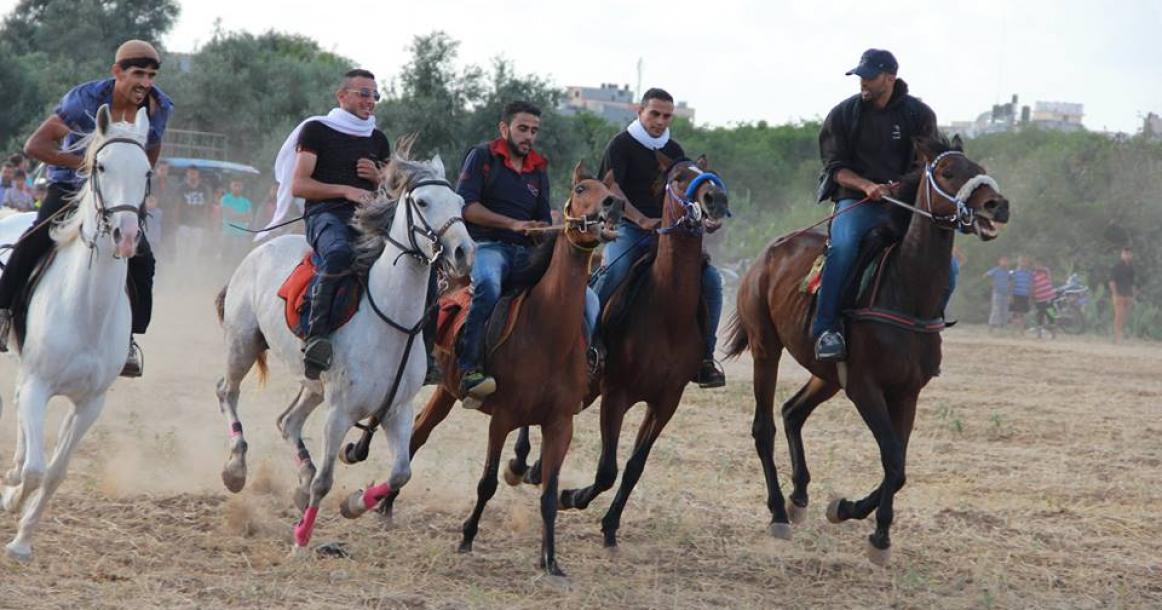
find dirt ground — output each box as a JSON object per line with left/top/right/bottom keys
{"left": 0, "top": 265, "right": 1160, "bottom": 610}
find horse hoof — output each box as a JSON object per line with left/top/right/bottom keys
{"left": 826, "top": 498, "right": 844, "bottom": 524}
{"left": 4, "top": 542, "right": 31, "bottom": 563}
{"left": 289, "top": 544, "right": 312, "bottom": 560}
{"left": 293, "top": 487, "right": 310, "bottom": 513}
{"left": 502, "top": 462, "right": 523, "bottom": 487}
{"left": 866, "top": 541, "right": 891, "bottom": 567}
{"left": 788, "top": 502, "right": 808, "bottom": 525}
{"left": 534, "top": 572, "right": 572, "bottom": 590}
{"left": 768, "top": 522, "right": 793, "bottom": 540}
{"left": 457, "top": 541, "right": 472, "bottom": 554}
{"left": 1, "top": 486, "right": 22, "bottom": 513}
{"left": 221, "top": 461, "right": 246, "bottom": 494}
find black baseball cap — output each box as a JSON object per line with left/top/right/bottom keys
{"left": 846, "top": 49, "right": 898, "bottom": 79}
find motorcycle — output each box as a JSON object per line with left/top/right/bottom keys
{"left": 1052, "top": 273, "right": 1090, "bottom": 335}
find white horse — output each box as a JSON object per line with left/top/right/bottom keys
{"left": 215, "top": 138, "right": 474, "bottom": 552}
{"left": 1, "top": 106, "right": 151, "bottom": 561}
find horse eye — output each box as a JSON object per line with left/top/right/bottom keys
{"left": 415, "top": 197, "right": 428, "bottom": 208}
{"left": 97, "top": 163, "right": 105, "bottom": 173}
{"left": 941, "top": 170, "right": 955, "bottom": 180}
{"left": 574, "top": 185, "right": 585, "bottom": 194}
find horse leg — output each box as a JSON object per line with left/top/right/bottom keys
{"left": 378, "top": 386, "right": 456, "bottom": 520}
{"left": 3, "top": 394, "right": 24, "bottom": 486}
{"left": 537, "top": 414, "right": 573, "bottom": 578}
{"left": 340, "top": 398, "right": 414, "bottom": 520}
{"left": 750, "top": 353, "right": 792, "bottom": 539}
{"left": 458, "top": 414, "right": 508, "bottom": 554}
{"left": 291, "top": 403, "right": 354, "bottom": 554}
{"left": 2, "top": 378, "right": 49, "bottom": 516}
{"left": 600, "top": 398, "right": 677, "bottom": 548}
{"left": 782, "top": 375, "right": 839, "bottom": 523}
{"left": 828, "top": 383, "right": 906, "bottom": 566}
{"left": 503, "top": 426, "right": 532, "bottom": 486}
{"left": 215, "top": 332, "right": 263, "bottom": 494}
{"left": 559, "top": 390, "right": 628, "bottom": 510}
{"left": 276, "top": 385, "right": 325, "bottom": 511}
{"left": 6, "top": 392, "right": 104, "bottom": 562}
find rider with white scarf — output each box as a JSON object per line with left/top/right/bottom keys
{"left": 280, "top": 68, "right": 390, "bottom": 379}
{"left": 592, "top": 88, "right": 726, "bottom": 388}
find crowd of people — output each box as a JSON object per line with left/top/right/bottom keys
{"left": 983, "top": 248, "right": 1139, "bottom": 341}
{"left": 0, "top": 154, "right": 47, "bottom": 212}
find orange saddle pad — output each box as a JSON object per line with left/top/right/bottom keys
{"left": 277, "top": 253, "right": 363, "bottom": 339}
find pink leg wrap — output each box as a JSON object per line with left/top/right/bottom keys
{"left": 362, "top": 482, "right": 392, "bottom": 510}
{"left": 294, "top": 506, "right": 319, "bottom": 547}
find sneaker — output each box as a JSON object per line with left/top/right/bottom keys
{"left": 303, "top": 336, "right": 333, "bottom": 380}
{"left": 693, "top": 359, "right": 726, "bottom": 388}
{"left": 0, "top": 308, "right": 10, "bottom": 353}
{"left": 120, "top": 339, "right": 143, "bottom": 378}
{"left": 814, "top": 330, "right": 846, "bottom": 361}
{"left": 458, "top": 370, "right": 496, "bottom": 404}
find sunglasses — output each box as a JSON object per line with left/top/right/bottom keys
{"left": 345, "top": 87, "right": 381, "bottom": 102}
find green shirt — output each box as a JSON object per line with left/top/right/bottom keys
{"left": 221, "top": 193, "right": 253, "bottom": 236}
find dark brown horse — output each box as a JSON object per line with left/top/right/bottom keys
{"left": 552, "top": 156, "right": 732, "bottom": 548}
{"left": 377, "top": 164, "right": 621, "bottom": 578}
{"left": 725, "top": 135, "right": 1009, "bottom": 565}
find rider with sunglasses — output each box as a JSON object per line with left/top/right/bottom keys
{"left": 0, "top": 40, "right": 172, "bottom": 377}
{"left": 287, "top": 68, "right": 390, "bottom": 379}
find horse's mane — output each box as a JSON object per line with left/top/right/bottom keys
{"left": 49, "top": 123, "right": 143, "bottom": 245}
{"left": 507, "top": 233, "right": 560, "bottom": 291}
{"left": 351, "top": 134, "right": 444, "bottom": 272}
{"left": 894, "top": 134, "right": 954, "bottom": 205}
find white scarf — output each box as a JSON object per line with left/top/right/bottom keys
{"left": 257, "top": 108, "right": 377, "bottom": 241}
{"left": 626, "top": 118, "right": 671, "bottom": 150}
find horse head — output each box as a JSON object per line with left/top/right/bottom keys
{"left": 565, "top": 162, "right": 624, "bottom": 247}
{"left": 80, "top": 105, "right": 152, "bottom": 258}
{"left": 359, "top": 134, "right": 475, "bottom": 277}
{"left": 662, "top": 155, "right": 731, "bottom": 234}
{"left": 914, "top": 134, "right": 1009, "bottom": 241}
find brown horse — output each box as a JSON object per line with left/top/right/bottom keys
{"left": 553, "top": 156, "right": 732, "bottom": 548}
{"left": 725, "top": 135, "right": 1009, "bottom": 565}
{"left": 375, "top": 163, "right": 622, "bottom": 578}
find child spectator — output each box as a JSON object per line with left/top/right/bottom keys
{"left": 219, "top": 178, "right": 254, "bottom": 263}
{"left": 983, "top": 255, "right": 1012, "bottom": 330}
{"left": 1031, "top": 261, "right": 1056, "bottom": 338}
{"left": 2, "top": 170, "right": 34, "bottom": 211}
{"left": 1010, "top": 255, "right": 1034, "bottom": 328}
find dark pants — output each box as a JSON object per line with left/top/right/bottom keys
{"left": 304, "top": 209, "right": 357, "bottom": 337}
{"left": 0, "top": 182, "right": 155, "bottom": 334}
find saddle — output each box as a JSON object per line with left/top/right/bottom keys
{"left": 601, "top": 245, "right": 709, "bottom": 339}
{"left": 433, "top": 286, "right": 529, "bottom": 391}
{"left": 277, "top": 253, "right": 363, "bottom": 339}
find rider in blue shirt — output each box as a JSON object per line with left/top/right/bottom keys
{"left": 0, "top": 40, "right": 172, "bottom": 377}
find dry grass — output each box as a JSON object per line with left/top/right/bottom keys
{"left": 1, "top": 265, "right": 1160, "bottom": 609}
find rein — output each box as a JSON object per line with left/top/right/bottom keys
{"left": 384, "top": 178, "right": 465, "bottom": 266}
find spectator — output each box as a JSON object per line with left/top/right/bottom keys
{"left": 983, "top": 255, "right": 1012, "bottom": 330}
{"left": 2, "top": 170, "right": 35, "bottom": 211}
{"left": 1109, "top": 246, "right": 1137, "bottom": 343}
{"left": 0, "top": 163, "right": 14, "bottom": 203}
{"left": 144, "top": 194, "right": 163, "bottom": 247}
{"left": 176, "top": 166, "right": 214, "bottom": 262}
{"left": 1031, "top": 260, "right": 1056, "bottom": 338}
{"left": 1010, "top": 255, "right": 1034, "bottom": 328}
{"left": 219, "top": 178, "right": 254, "bottom": 263}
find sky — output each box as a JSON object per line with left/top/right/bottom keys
{"left": 4, "top": 0, "right": 1160, "bottom": 133}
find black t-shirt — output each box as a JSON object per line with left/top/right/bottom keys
{"left": 178, "top": 182, "right": 214, "bottom": 228}
{"left": 599, "top": 131, "right": 686, "bottom": 219}
{"left": 1111, "top": 260, "right": 1135, "bottom": 296}
{"left": 297, "top": 121, "right": 391, "bottom": 215}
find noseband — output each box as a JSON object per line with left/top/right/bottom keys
{"left": 386, "top": 178, "right": 464, "bottom": 265}
{"left": 658, "top": 161, "right": 728, "bottom": 236}
{"left": 920, "top": 150, "right": 999, "bottom": 232}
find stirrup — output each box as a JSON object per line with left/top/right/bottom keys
{"left": 303, "top": 336, "right": 333, "bottom": 380}
{"left": 120, "top": 339, "right": 143, "bottom": 378}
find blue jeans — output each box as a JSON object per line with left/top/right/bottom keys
{"left": 306, "top": 210, "right": 357, "bottom": 277}
{"left": 459, "top": 241, "right": 600, "bottom": 371}
{"left": 811, "top": 198, "right": 958, "bottom": 338}
{"left": 593, "top": 220, "right": 723, "bottom": 360}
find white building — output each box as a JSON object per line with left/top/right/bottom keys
{"left": 558, "top": 83, "right": 695, "bottom": 125}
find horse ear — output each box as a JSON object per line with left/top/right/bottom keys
{"left": 430, "top": 154, "right": 445, "bottom": 177}
{"left": 913, "top": 136, "right": 937, "bottom": 164}
{"left": 601, "top": 169, "right": 615, "bottom": 189}
{"left": 572, "top": 161, "right": 586, "bottom": 185}
{"left": 134, "top": 107, "right": 150, "bottom": 141}
{"left": 95, "top": 104, "right": 111, "bottom": 136}
{"left": 950, "top": 134, "right": 965, "bottom": 152}
{"left": 695, "top": 154, "right": 709, "bottom": 170}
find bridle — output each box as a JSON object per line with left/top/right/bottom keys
{"left": 560, "top": 184, "right": 619, "bottom": 251}
{"left": 384, "top": 178, "right": 465, "bottom": 266}
{"left": 84, "top": 136, "right": 150, "bottom": 254}
{"left": 882, "top": 150, "right": 999, "bottom": 233}
{"left": 658, "top": 160, "right": 728, "bottom": 236}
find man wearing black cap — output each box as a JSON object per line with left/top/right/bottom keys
{"left": 812, "top": 48, "right": 939, "bottom": 361}
{"left": 0, "top": 40, "right": 172, "bottom": 376}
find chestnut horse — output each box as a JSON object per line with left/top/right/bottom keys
{"left": 554, "top": 157, "right": 731, "bottom": 548}
{"left": 375, "top": 164, "right": 622, "bottom": 578}
{"left": 725, "top": 136, "right": 1009, "bottom": 565}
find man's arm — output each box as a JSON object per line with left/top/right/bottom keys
{"left": 463, "top": 202, "right": 544, "bottom": 234}
{"left": 291, "top": 151, "right": 371, "bottom": 204}
{"left": 835, "top": 168, "right": 891, "bottom": 200}
{"left": 23, "top": 115, "right": 82, "bottom": 169}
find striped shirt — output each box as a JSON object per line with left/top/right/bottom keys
{"left": 1032, "top": 268, "right": 1055, "bottom": 303}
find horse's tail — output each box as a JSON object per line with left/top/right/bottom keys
{"left": 254, "top": 350, "right": 268, "bottom": 387}
{"left": 215, "top": 285, "right": 227, "bottom": 324}
{"left": 724, "top": 311, "right": 750, "bottom": 359}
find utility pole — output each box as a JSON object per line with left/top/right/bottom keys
{"left": 636, "top": 57, "right": 643, "bottom": 101}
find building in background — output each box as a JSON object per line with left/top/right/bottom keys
{"left": 943, "top": 94, "right": 1085, "bottom": 137}
{"left": 558, "top": 83, "right": 696, "bottom": 125}
{"left": 1142, "top": 112, "right": 1162, "bottom": 141}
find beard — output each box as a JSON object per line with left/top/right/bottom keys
{"left": 507, "top": 136, "right": 530, "bottom": 155}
